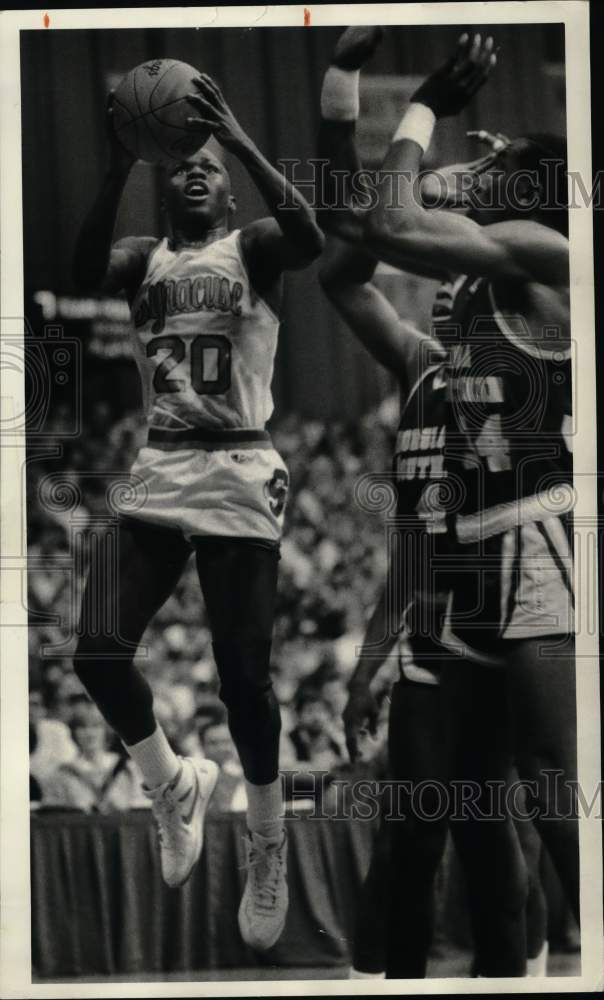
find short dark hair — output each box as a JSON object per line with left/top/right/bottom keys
{"left": 513, "top": 133, "right": 568, "bottom": 235}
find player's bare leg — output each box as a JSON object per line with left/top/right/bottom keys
{"left": 73, "top": 517, "right": 218, "bottom": 888}
{"left": 194, "top": 536, "right": 287, "bottom": 950}
{"left": 507, "top": 635, "right": 579, "bottom": 924}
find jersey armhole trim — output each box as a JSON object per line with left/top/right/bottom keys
{"left": 488, "top": 283, "right": 571, "bottom": 361}
{"left": 399, "top": 363, "right": 446, "bottom": 421}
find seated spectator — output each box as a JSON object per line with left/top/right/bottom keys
{"left": 42, "top": 700, "right": 148, "bottom": 812}
{"left": 199, "top": 714, "right": 247, "bottom": 813}
{"left": 29, "top": 687, "right": 77, "bottom": 785}
{"left": 289, "top": 689, "right": 345, "bottom": 771}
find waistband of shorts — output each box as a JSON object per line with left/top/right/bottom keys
{"left": 146, "top": 427, "right": 273, "bottom": 452}
{"left": 455, "top": 487, "right": 575, "bottom": 544}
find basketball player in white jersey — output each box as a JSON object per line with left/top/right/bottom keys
{"left": 325, "top": 28, "right": 578, "bottom": 961}
{"left": 72, "top": 72, "right": 323, "bottom": 950}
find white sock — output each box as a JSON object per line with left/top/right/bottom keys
{"left": 245, "top": 776, "right": 284, "bottom": 843}
{"left": 320, "top": 65, "right": 360, "bottom": 121}
{"left": 349, "top": 968, "right": 385, "bottom": 979}
{"left": 125, "top": 724, "right": 180, "bottom": 790}
{"left": 526, "top": 940, "right": 549, "bottom": 977}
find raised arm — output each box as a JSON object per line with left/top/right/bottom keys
{"left": 186, "top": 74, "right": 323, "bottom": 297}
{"left": 317, "top": 27, "right": 442, "bottom": 391}
{"left": 73, "top": 94, "right": 154, "bottom": 298}
{"left": 364, "top": 33, "right": 568, "bottom": 285}
{"left": 319, "top": 238, "right": 439, "bottom": 392}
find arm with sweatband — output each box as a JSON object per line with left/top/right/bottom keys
{"left": 392, "top": 103, "right": 436, "bottom": 154}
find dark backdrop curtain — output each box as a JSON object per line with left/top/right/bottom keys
{"left": 21, "top": 24, "right": 565, "bottom": 419}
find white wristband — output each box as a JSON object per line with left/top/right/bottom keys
{"left": 320, "top": 66, "right": 360, "bottom": 121}
{"left": 392, "top": 103, "right": 436, "bottom": 153}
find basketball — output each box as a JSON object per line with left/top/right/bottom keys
{"left": 111, "top": 59, "right": 212, "bottom": 165}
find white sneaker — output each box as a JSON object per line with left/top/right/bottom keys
{"left": 145, "top": 757, "right": 219, "bottom": 888}
{"left": 238, "top": 829, "right": 289, "bottom": 950}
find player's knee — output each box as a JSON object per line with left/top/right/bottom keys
{"left": 213, "top": 638, "right": 275, "bottom": 714}
{"left": 73, "top": 633, "right": 136, "bottom": 682}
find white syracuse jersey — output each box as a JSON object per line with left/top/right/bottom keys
{"left": 129, "top": 229, "right": 279, "bottom": 430}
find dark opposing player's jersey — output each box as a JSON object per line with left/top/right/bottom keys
{"left": 432, "top": 275, "right": 573, "bottom": 542}
{"left": 392, "top": 361, "right": 452, "bottom": 656}
{"left": 393, "top": 363, "right": 449, "bottom": 534}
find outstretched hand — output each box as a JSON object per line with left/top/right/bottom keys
{"left": 412, "top": 32, "right": 497, "bottom": 119}
{"left": 186, "top": 74, "right": 250, "bottom": 151}
{"left": 332, "top": 25, "right": 384, "bottom": 70}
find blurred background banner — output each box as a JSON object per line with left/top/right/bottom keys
{"left": 21, "top": 23, "right": 565, "bottom": 421}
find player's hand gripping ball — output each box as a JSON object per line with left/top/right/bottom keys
{"left": 111, "top": 59, "right": 213, "bottom": 165}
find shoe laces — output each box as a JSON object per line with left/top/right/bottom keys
{"left": 148, "top": 771, "right": 183, "bottom": 841}
{"left": 152, "top": 792, "right": 176, "bottom": 844}
{"left": 240, "top": 836, "right": 285, "bottom": 911}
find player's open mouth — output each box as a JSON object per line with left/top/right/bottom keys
{"left": 184, "top": 181, "right": 209, "bottom": 200}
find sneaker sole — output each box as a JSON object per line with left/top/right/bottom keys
{"left": 167, "top": 758, "right": 219, "bottom": 889}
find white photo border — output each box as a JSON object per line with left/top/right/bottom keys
{"left": 1, "top": 3, "right": 601, "bottom": 997}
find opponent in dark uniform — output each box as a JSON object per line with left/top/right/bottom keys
{"left": 359, "top": 30, "right": 578, "bottom": 958}
{"left": 432, "top": 274, "right": 573, "bottom": 653}
{"left": 316, "top": 28, "right": 549, "bottom": 979}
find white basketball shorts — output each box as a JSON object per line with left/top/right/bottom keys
{"left": 116, "top": 426, "right": 289, "bottom": 544}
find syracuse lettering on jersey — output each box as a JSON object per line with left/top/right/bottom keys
{"left": 394, "top": 425, "right": 446, "bottom": 480}
{"left": 134, "top": 274, "right": 244, "bottom": 334}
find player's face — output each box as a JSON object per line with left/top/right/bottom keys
{"left": 470, "top": 140, "right": 538, "bottom": 225}
{"left": 164, "top": 150, "right": 233, "bottom": 230}
{"left": 74, "top": 721, "right": 106, "bottom": 756}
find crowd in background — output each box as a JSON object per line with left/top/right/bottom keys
{"left": 26, "top": 396, "right": 580, "bottom": 955}
{"left": 28, "top": 398, "right": 400, "bottom": 813}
